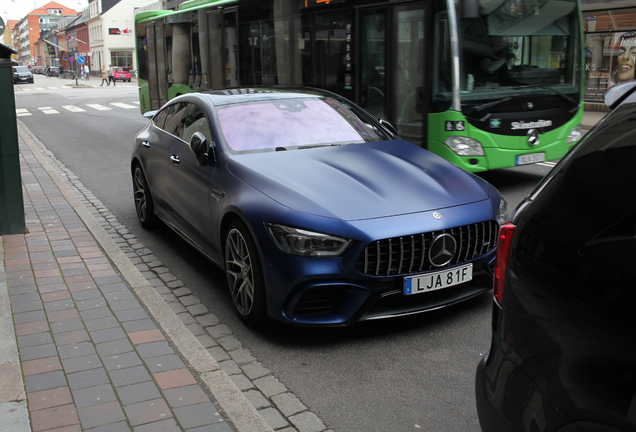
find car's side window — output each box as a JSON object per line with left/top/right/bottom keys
{"left": 152, "top": 108, "right": 169, "bottom": 130}
{"left": 162, "top": 102, "right": 188, "bottom": 138}
{"left": 182, "top": 103, "right": 212, "bottom": 145}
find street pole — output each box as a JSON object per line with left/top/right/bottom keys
{"left": 0, "top": 43, "right": 26, "bottom": 234}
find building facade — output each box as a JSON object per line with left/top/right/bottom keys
{"left": 11, "top": 1, "right": 78, "bottom": 66}
{"left": 88, "top": 0, "right": 157, "bottom": 76}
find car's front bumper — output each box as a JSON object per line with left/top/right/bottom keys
{"left": 252, "top": 199, "right": 500, "bottom": 326}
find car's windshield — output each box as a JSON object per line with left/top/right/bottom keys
{"left": 217, "top": 97, "right": 391, "bottom": 153}
{"left": 15, "top": 66, "right": 29, "bottom": 73}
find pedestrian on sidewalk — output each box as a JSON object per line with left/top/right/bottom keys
{"left": 84, "top": 64, "right": 90, "bottom": 81}
{"left": 108, "top": 65, "right": 116, "bottom": 86}
{"left": 100, "top": 66, "right": 109, "bottom": 86}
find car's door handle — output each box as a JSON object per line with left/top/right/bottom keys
{"left": 142, "top": 141, "right": 150, "bottom": 148}
{"left": 170, "top": 155, "right": 180, "bottom": 164}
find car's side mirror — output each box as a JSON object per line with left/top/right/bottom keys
{"left": 379, "top": 118, "right": 397, "bottom": 136}
{"left": 143, "top": 110, "right": 157, "bottom": 119}
{"left": 604, "top": 80, "right": 636, "bottom": 110}
{"left": 190, "top": 132, "right": 214, "bottom": 166}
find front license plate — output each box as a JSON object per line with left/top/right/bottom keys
{"left": 404, "top": 264, "right": 473, "bottom": 295}
{"left": 516, "top": 152, "right": 545, "bottom": 165}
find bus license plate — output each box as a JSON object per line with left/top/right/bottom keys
{"left": 516, "top": 152, "right": 545, "bottom": 165}
{"left": 404, "top": 264, "right": 473, "bottom": 295}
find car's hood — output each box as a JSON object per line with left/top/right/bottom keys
{"left": 227, "top": 140, "right": 490, "bottom": 221}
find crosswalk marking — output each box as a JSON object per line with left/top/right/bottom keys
{"left": 63, "top": 105, "right": 86, "bottom": 113}
{"left": 16, "top": 101, "right": 141, "bottom": 116}
{"left": 39, "top": 107, "right": 59, "bottom": 114}
{"left": 110, "top": 102, "right": 137, "bottom": 109}
{"left": 86, "top": 104, "right": 112, "bottom": 111}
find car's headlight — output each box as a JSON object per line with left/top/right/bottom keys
{"left": 444, "top": 136, "right": 485, "bottom": 156}
{"left": 567, "top": 125, "right": 582, "bottom": 144}
{"left": 497, "top": 194, "right": 509, "bottom": 226}
{"left": 265, "top": 223, "right": 352, "bottom": 257}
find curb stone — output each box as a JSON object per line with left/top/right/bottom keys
{"left": 16, "top": 120, "right": 334, "bottom": 432}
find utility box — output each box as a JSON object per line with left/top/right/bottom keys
{"left": 0, "top": 43, "right": 26, "bottom": 234}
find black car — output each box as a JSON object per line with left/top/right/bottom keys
{"left": 475, "top": 81, "right": 636, "bottom": 431}
{"left": 13, "top": 66, "right": 34, "bottom": 84}
{"left": 47, "top": 66, "right": 61, "bottom": 77}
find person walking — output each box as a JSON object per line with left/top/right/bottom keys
{"left": 83, "top": 64, "right": 90, "bottom": 81}
{"left": 100, "top": 66, "right": 109, "bottom": 86}
{"left": 108, "top": 65, "right": 116, "bottom": 86}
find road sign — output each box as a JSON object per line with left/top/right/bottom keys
{"left": 77, "top": 56, "right": 85, "bottom": 64}
{"left": 69, "top": 56, "right": 75, "bottom": 62}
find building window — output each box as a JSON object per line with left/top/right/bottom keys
{"left": 584, "top": 8, "right": 636, "bottom": 101}
{"left": 111, "top": 51, "right": 133, "bottom": 68}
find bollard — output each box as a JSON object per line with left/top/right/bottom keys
{"left": 0, "top": 44, "right": 26, "bottom": 234}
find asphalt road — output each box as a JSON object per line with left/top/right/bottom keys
{"left": 13, "top": 76, "right": 553, "bottom": 432}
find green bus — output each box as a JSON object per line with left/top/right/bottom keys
{"left": 134, "top": 0, "right": 583, "bottom": 172}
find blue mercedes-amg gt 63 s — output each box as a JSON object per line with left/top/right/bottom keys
{"left": 131, "top": 88, "right": 507, "bottom": 326}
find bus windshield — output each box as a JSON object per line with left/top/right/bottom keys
{"left": 444, "top": 0, "right": 581, "bottom": 109}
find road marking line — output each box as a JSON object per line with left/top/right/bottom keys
{"left": 63, "top": 105, "right": 86, "bottom": 112}
{"left": 110, "top": 102, "right": 137, "bottom": 109}
{"left": 86, "top": 104, "right": 112, "bottom": 111}
{"left": 38, "top": 107, "right": 59, "bottom": 114}
{"left": 16, "top": 109, "right": 32, "bottom": 116}
{"left": 47, "top": 87, "right": 58, "bottom": 89}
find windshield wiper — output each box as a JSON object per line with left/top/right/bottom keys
{"left": 510, "top": 84, "right": 576, "bottom": 106}
{"left": 470, "top": 97, "right": 513, "bottom": 114}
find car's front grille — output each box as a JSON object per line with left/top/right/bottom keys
{"left": 355, "top": 220, "right": 498, "bottom": 276}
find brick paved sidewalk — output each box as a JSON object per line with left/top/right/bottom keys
{"left": 0, "top": 133, "right": 272, "bottom": 431}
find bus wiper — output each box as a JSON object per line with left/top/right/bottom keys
{"left": 471, "top": 97, "right": 512, "bottom": 114}
{"left": 511, "top": 85, "right": 576, "bottom": 105}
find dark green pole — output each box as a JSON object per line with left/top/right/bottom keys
{"left": 0, "top": 43, "right": 26, "bottom": 234}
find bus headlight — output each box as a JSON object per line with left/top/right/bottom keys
{"left": 444, "top": 136, "right": 485, "bottom": 156}
{"left": 567, "top": 125, "right": 582, "bottom": 144}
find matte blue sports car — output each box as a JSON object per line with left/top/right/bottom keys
{"left": 131, "top": 88, "right": 507, "bottom": 326}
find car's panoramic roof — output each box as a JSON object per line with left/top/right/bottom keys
{"left": 191, "top": 88, "right": 327, "bottom": 107}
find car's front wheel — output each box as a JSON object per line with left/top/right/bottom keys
{"left": 224, "top": 221, "right": 267, "bottom": 324}
{"left": 132, "top": 165, "right": 157, "bottom": 228}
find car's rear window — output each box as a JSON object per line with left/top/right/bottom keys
{"left": 217, "top": 98, "right": 389, "bottom": 152}
{"left": 116, "top": 68, "right": 129, "bottom": 72}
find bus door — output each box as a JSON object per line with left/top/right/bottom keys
{"left": 358, "top": 3, "right": 428, "bottom": 147}
{"left": 206, "top": 8, "right": 239, "bottom": 89}
{"left": 145, "top": 20, "right": 170, "bottom": 110}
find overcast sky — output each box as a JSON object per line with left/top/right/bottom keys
{"left": 3, "top": 0, "right": 88, "bottom": 22}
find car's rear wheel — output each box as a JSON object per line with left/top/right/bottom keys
{"left": 132, "top": 165, "right": 157, "bottom": 228}
{"left": 224, "top": 220, "right": 268, "bottom": 324}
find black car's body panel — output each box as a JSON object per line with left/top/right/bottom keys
{"left": 476, "top": 82, "right": 636, "bottom": 431}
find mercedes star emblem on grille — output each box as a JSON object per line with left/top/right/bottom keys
{"left": 429, "top": 233, "right": 457, "bottom": 267}
{"left": 527, "top": 129, "right": 540, "bottom": 146}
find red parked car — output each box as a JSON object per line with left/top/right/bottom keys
{"left": 112, "top": 67, "right": 131, "bottom": 82}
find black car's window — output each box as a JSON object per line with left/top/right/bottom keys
{"left": 182, "top": 103, "right": 212, "bottom": 145}
{"left": 162, "top": 102, "right": 187, "bottom": 137}
{"left": 216, "top": 97, "right": 392, "bottom": 153}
